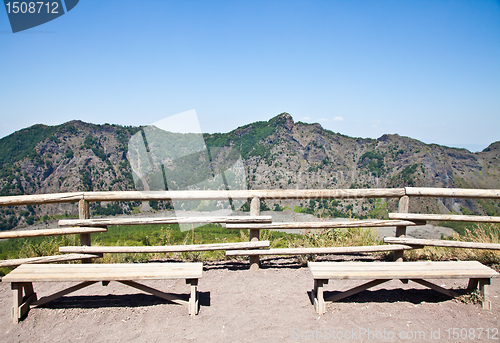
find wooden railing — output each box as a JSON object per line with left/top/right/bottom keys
{"left": 1, "top": 187, "right": 500, "bottom": 270}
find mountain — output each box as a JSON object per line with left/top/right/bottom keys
{"left": 0, "top": 113, "right": 499, "bottom": 231}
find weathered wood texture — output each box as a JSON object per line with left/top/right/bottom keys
{"left": 2, "top": 262, "right": 203, "bottom": 282}
{"left": 308, "top": 261, "right": 499, "bottom": 280}
{"left": 0, "top": 254, "right": 101, "bottom": 268}
{"left": 0, "top": 193, "right": 84, "bottom": 206}
{"left": 389, "top": 213, "right": 500, "bottom": 223}
{"left": 0, "top": 227, "right": 106, "bottom": 239}
{"left": 405, "top": 187, "right": 500, "bottom": 198}
{"left": 59, "top": 241, "right": 270, "bottom": 254}
{"left": 82, "top": 189, "right": 406, "bottom": 201}
{"left": 2, "top": 188, "right": 500, "bottom": 207}
{"left": 384, "top": 237, "right": 500, "bottom": 250}
{"left": 248, "top": 197, "right": 261, "bottom": 271}
{"left": 59, "top": 216, "right": 273, "bottom": 227}
{"left": 394, "top": 195, "right": 410, "bottom": 262}
{"left": 0, "top": 189, "right": 407, "bottom": 207}
{"left": 226, "top": 244, "right": 414, "bottom": 256}
{"left": 226, "top": 219, "right": 425, "bottom": 230}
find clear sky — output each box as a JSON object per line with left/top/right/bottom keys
{"left": 1, "top": 0, "right": 499, "bottom": 152}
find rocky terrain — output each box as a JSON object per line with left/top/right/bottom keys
{"left": 0, "top": 113, "right": 499, "bottom": 231}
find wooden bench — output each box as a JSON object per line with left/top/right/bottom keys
{"left": 308, "top": 261, "right": 499, "bottom": 314}
{"left": 2, "top": 262, "right": 203, "bottom": 323}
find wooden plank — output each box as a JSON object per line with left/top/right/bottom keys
{"left": 384, "top": 237, "right": 500, "bottom": 250}
{"left": 395, "top": 195, "right": 410, "bottom": 262}
{"left": 405, "top": 187, "right": 500, "bottom": 199}
{"left": 226, "top": 219, "right": 425, "bottom": 230}
{"left": 249, "top": 196, "right": 261, "bottom": 271}
{"left": 185, "top": 279, "right": 199, "bottom": 315}
{"left": 479, "top": 279, "right": 492, "bottom": 310}
{"left": 226, "top": 245, "right": 414, "bottom": 256}
{"left": 308, "top": 261, "right": 496, "bottom": 272}
{"left": 0, "top": 254, "right": 101, "bottom": 268}
{"left": 78, "top": 199, "right": 92, "bottom": 264}
{"left": 32, "top": 281, "right": 98, "bottom": 307}
{"left": 307, "top": 261, "right": 499, "bottom": 280}
{"left": 59, "top": 241, "right": 270, "bottom": 253}
{"left": 2, "top": 263, "right": 203, "bottom": 282}
{"left": 11, "top": 283, "right": 23, "bottom": 324}
{"left": 0, "top": 227, "right": 107, "bottom": 239}
{"left": 324, "top": 279, "right": 389, "bottom": 302}
{"left": 119, "top": 281, "right": 189, "bottom": 306}
{"left": 59, "top": 216, "right": 272, "bottom": 227}
{"left": 410, "top": 279, "right": 458, "bottom": 298}
{"left": 0, "top": 192, "right": 84, "bottom": 207}
{"left": 81, "top": 189, "right": 406, "bottom": 202}
{"left": 389, "top": 213, "right": 500, "bottom": 223}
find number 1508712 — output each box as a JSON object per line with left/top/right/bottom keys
{"left": 5, "top": 2, "right": 59, "bottom": 14}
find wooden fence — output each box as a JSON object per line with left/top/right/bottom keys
{"left": 1, "top": 187, "right": 500, "bottom": 270}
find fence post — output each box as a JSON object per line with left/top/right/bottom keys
{"left": 394, "top": 195, "right": 409, "bottom": 262}
{"left": 249, "top": 197, "right": 260, "bottom": 271}
{"left": 78, "top": 199, "right": 92, "bottom": 263}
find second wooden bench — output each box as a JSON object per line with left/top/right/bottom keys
{"left": 308, "top": 261, "right": 499, "bottom": 314}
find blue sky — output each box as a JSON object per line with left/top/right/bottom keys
{"left": 1, "top": 0, "right": 499, "bottom": 152}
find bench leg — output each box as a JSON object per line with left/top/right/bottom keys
{"left": 312, "top": 279, "right": 328, "bottom": 315}
{"left": 478, "top": 278, "right": 491, "bottom": 310}
{"left": 467, "top": 278, "right": 479, "bottom": 292}
{"left": 186, "top": 279, "right": 199, "bottom": 316}
{"left": 11, "top": 282, "right": 37, "bottom": 324}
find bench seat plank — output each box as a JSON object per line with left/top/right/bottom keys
{"left": 2, "top": 263, "right": 203, "bottom": 282}
{"left": 309, "top": 261, "right": 498, "bottom": 279}
{"left": 59, "top": 216, "right": 272, "bottom": 227}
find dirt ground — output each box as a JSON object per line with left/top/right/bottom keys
{"left": 1, "top": 256, "right": 499, "bottom": 343}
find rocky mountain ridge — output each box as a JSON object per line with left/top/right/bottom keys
{"left": 0, "top": 113, "right": 499, "bottom": 231}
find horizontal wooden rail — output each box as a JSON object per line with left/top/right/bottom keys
{"left": 405, "top": 187, "right": 500, "bottom": 199}
{"left": 1, "top": 188, "right": 500, "bottom": 207}
{"left": 59, "top": 216, "right": 273, "bottom": 227}
{"left": 0, "top": 227, "right": 107, "bottom": 239}
{"left": 0, "top": 254, "right": 101, "bottom": 268}
{"left": 82, "top": 189, "right": 406, "bottom": 201}
{"left": 389, "top": 213, "right": 500, "bottom": 223}
{"left": 226, "top": 219, "right": 425, "bottom": 230}
{"left": 384, "top": 237, "right": 500, "bottom": 250}
{"left": 0, "top": 192, "right": 84, "bottom": 206}
{"left": 59, "top": 241, "right": 270, "bottom": 254}
{"left": 226, "top": 244, "right": 415, "bottom": 256}
{"left": 1, "top": 189, "right": 406, "bottom": 207}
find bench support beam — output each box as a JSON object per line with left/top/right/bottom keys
{"left": 312, "top": 277, "right": 494, "bottom": 315}
{"left": 11, "top": 279, "right": 200, "bottom": 323}
{"left": 11, "top": 282, "right": 37, "bottom": 324}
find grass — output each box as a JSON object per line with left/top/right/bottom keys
{"left": 403, "top": 223, "right": 500, "bottom": 267}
